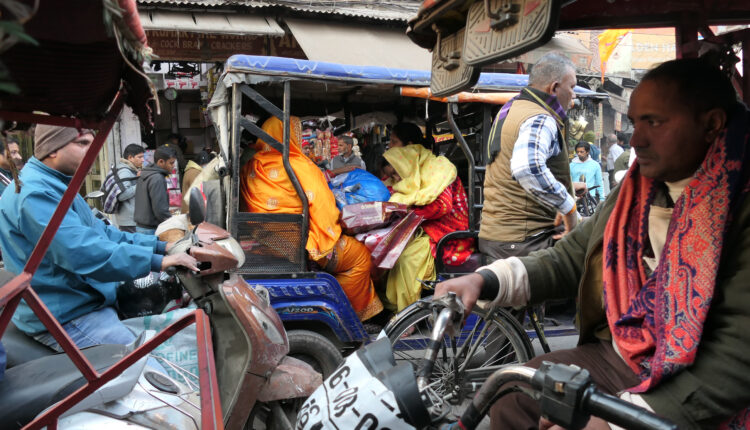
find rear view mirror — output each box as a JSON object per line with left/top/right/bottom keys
{"left": 462, "top": 0, "right": 561, "bottom": 66}
{"left": 188, "top": 187, "right": 206, "bottom": 226}
{"left": 431, "top": 28, "right": 481, "bottom": 97}
{"left": 420, "top": 0, "right": 562, "bottom": 96}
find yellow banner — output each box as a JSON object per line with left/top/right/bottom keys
{"left": 597, "top": 29, "right": 632, "bottom": 79}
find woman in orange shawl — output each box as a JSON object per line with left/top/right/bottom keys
{"left": 240, "top": 116, "right": 383, "bottom": 321}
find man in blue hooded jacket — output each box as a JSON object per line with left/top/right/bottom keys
{"left": 0, "top": 125, "right": 199, "bottom": 351}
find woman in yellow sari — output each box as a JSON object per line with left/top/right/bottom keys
{"left": 383, "top": 144, "right": 474, "bottom": 312}
{"left": 240, "top": 116, "right": 383, "bottom": 321}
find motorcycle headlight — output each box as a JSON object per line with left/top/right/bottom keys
{"left": 250, "top": 305, "right": 285, "bottom": 345}
{"left": 215, "top": 237, "right": 246, "bottom": 268}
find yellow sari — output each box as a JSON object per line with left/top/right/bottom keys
{"left": 383, "top": 144, "right": 456, "bottom": 312}
{"left": 241, "top": 117, "right": 382, "bottom": 320}
{"left": 385, "top": 144, "right": 456, "bottom": 206}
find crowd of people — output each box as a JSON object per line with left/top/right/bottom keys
{"left": 1, "top": 49, "right": 748, "bottom": 429}
{"left": 100, "top": 138, "right": 216, "bottom": 235}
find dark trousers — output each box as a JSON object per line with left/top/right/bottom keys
{"left": 478, "top": 227, "right": 561, "bottom": 261}
{"left": 489, "top": 340, "right": 641, "bottom": 429}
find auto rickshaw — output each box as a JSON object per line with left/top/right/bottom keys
{"left": 204, "top": 54, "right": 606, "bottom": 376}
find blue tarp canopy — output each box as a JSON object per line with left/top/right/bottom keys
{"left": 225, "top": 55, "right": 606, "bottom": 98}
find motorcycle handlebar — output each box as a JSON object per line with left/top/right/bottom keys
{"left": 454, "top": 364, "right": 678, "bottom": 430}
{"left": 425, "top": 296, "right": 676, "bottom": 430}
{"left": 583, "top": 389, "right": 678, "bottom": 430}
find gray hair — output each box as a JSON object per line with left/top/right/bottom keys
{"left": 606, "top": 133, "right": 618, "bottom": 144}
{"left": 528, "top": 52, "right": 576, "bottom": 87}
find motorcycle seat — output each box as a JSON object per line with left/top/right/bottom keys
{"left": 0, "top": 343, "right": 128, "bottom": 429}
{"left": 0, "top": 269, "right": 58, "bottom": 368}
{"left": 1, "top": 322, "right": 56, "bottom": 368}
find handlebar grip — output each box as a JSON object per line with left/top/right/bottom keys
{"left": 584, "top": 390, "right": 678, "bottom": 430}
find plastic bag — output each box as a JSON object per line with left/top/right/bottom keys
{"left": 330, "top": 168, "right": 390, "bottom": 209}
{"left": 341, "top": 202, "right": 408, "bottom": 234}
{"left": 123, "top": 306, "right": 198, "bottom": 385}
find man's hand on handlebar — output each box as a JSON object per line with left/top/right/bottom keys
{"left": 161, "top": 252, "right": 199, "bottom": 272}
{"left": 433, "top": 273, "right": 484, "bottom": 314}
{"left": 540, "top": 417, "right": 611, "bottom": 430}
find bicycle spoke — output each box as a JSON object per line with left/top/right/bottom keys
{"left": 389, "top": 306, "right": 531, "bottom": 407}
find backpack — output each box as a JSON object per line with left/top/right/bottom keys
{"left": 100, "top": 165, "right": 137, "bottom": 214}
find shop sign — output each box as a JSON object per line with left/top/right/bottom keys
{"left": 165, "top": 75, "right": 202, "bottom": 90}
{"left": 146, "top": 30, "right": 306, "bottom": 61}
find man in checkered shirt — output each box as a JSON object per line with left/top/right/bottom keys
{"left": 478, "top": 53, "right": 578, "bottom": 259}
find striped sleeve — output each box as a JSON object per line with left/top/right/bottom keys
{"left": 510, "top": 115, "right": 576, "bottom": 214}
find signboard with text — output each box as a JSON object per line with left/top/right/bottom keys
{"left": 146, "top": 31, "right": 306, "bottom": 61}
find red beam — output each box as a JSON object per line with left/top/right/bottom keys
{"left": 22, "top": 92, "right": 124, "bottom": 275}
{"left": 0, "top": 292, "right": 22, "bottom": 337}
{"left": 1, "top": 88, "right": 223, "bottom": 428}
{"left": 196, "top": 309, "right": 224, "bottom": 428}
{"left": 0, "top": 271, "right": 31, "bottom": 309}
{"left": 25, "top": 309, "right": 224, "bottom": 429}
{"left": 22, "top": 287, "right": 99, "bottom": 381}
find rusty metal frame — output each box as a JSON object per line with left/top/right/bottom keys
{"left": 0, "top": 90, "right": 223, "bottom": 429}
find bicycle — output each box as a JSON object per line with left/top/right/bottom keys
{"left": 385, "top": 286, "right": 535, "bottom": 420}
{"left": 302, "top": 293, "right": 676, "bottom": 430}
{"left": 575, "top": 184, "right": 601, "bottom": 218}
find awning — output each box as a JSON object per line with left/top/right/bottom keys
{"left": 284, "top": 18, "right": 432, "bottom": 70}
{"left": 139, "top": 11, "right": 285, "bottom": 36}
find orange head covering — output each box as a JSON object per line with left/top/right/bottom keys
{"left": 241, "top": 116, "right": 341, "bottom": 260}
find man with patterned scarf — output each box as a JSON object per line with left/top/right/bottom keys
{"left": 479, "top": 52, "right": 578, "bottom": 259}
{"left": 436, "top": 58, "right": 750, "bottom": 429}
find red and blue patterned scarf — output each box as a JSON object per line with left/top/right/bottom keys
{"left": 602, "top": 104, "right": 750, "bottom": 426}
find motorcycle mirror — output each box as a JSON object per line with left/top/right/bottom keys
{"left": 188, "top": 187, "right": 206, "bottom": 226}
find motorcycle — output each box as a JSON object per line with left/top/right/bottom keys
{"left": 0, "top": 188, "right": 321, "bottom": 429}
{"left": 298, "top": 293, "right": 677, "bottom": 430}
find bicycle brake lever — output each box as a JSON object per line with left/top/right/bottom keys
{"left": 431, "top": 292, "right": 465, "bottom": 336}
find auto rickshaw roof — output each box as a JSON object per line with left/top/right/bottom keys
{"left": 0, "top": 0, "right": 155, "bottom": 127}
{"left": 559, "top": 0, "right": 750, "bottom": 30}
{"left": 221, "top": 55, "right": 606, "bottom": 97}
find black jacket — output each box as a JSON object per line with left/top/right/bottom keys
{"left": 134, "top": 165, "right": 171, "bottom": 229}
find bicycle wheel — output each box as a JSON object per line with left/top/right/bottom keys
{"left": 386, "top": 300, "right": 534, "bottom": 408}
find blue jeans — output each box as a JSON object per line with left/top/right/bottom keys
{"left": 34, "top": 307, "right": 136, "bottom": 352}
{"left": 136, "top": 226, "right": 156, "bottom": 235}
{"left": 34, "top": 307, "right": 166, "bottom": 373}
